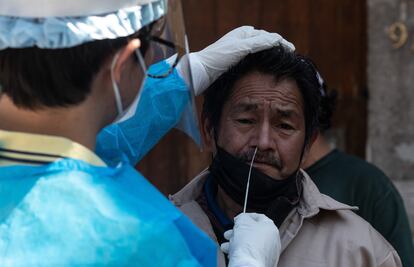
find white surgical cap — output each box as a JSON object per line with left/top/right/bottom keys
{"left": 0, "top": 0, "right": 167, "bottom": 49}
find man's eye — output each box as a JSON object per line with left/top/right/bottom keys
{"left": 279, "top": 123, "right": 294, "bottom": 130}
{"left": 236, "top": 119, "right": 255, "bottom": 124}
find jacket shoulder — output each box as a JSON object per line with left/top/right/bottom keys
{"left": 305, "top": 208, "right": 401, "bottom": 266}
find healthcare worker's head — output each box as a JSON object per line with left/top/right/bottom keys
{"left": 0, "top": 0, "right": 189, "bottom": 130}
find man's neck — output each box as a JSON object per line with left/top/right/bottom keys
{"left": 0, "top": 95, "right": 103, "bottom": 150}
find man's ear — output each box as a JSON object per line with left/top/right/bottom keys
{"left": 201, "top": 114, "right": 216, "bottom": 153}
{"left": 111, "top": 39, "right": 141, "bottom": 83}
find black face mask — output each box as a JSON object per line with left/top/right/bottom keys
{"left": 209, "top": 146, "right": 302, "bottom": 227}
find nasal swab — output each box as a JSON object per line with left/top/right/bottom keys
{"left": 243, "top": 147, "right": 258, "bottom": 213}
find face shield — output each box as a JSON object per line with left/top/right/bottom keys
{"left": 116, "top": 0, "right": 201, "bottom": 147}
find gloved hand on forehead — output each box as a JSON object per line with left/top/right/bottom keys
{"left": 177, "top": 26, "right": 295, "bottom": 95}
{"left": 221, "top": 212, "right": 281, "bottom": 267}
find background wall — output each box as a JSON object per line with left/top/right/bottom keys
{"left": 368, "top": 0, "right": 414, "bottom": 236}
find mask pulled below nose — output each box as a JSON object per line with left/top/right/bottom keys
{"left": 208, "top": 146, "right": 302, "bottom": 227}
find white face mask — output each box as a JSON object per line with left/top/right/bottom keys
{"left": 110, "top": 50, "right": 147, "bottom": 124}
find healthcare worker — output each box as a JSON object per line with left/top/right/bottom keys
{"left": 0, "top": 0, "right": 294, "bottom": 266}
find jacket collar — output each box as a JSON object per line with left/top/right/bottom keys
{"left": 170, "top": 168, "right": 209, "bottom": 206}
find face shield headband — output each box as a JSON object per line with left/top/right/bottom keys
{"left": 108, "top": 0, "right": 201, "bottom": 152}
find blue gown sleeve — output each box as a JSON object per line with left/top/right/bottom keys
{"left": 0, "top": 162, "right": 217, "bottom": 266}
{"left": 174, "top": 214, "right": 218, "bottom": 267}
{"left": 95, "top": 60, "right": 191, "bottom": 166}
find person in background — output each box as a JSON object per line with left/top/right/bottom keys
{"left": 302, "top": 71, "right": 414, "bottom": 267}
{"left": 0, "top": 0, "right": 294, "bottom": 265}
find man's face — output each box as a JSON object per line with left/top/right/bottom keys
{"left": 208, "top": 71, "right": 307, "bottom": 180}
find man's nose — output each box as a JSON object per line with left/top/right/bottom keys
{"left": 255, "top": 121, "right": 275, "bottom": 151}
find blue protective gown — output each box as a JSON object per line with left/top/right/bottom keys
{"left": 0, "top": 61, "right": 217, "bottom": 266}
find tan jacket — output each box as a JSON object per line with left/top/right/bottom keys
{"left": 170, "top": 169, "right": 402, "bottom": 267}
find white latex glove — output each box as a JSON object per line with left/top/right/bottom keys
{"left": 221, "top": 213, "right": 281, "bottom": 267}
{"left": 175, "top": 26, "right": 295, "bottom": 95}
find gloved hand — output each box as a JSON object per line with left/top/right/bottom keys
{"left": 175, "top": 26, "right": 294, "bottom": 95}
{"left": 221, "top": 213, "right": 281, "bottom": 267}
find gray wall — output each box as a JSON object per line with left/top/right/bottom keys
{"left": 368, "top": 0, "right": 414, "bottom": 235}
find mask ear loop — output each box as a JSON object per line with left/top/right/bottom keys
{"left": 110, "top": 52, "right": 123, "bottom": 116}
{"left": 115, "top": 49, "right": 147, "bottom": 121}
{"left": 135, "top": 49, "right": 147, "bottom": 74}
{"left": 294, "top": 138, "right": 310, "bottom": 184}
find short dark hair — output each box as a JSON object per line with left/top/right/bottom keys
{"left": 202, "top": 46, "right": 321, "bottom": 145}
{"left": 0, "top": 24, "right": 153, "bottom": 110}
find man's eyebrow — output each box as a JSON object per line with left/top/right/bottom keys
{"left": 274, "top": 108, "right": 299, "bottom": 118}
{"left": 230, "top": 102, "right": 302, "bottom": 118}
{"left": 231, "top": 102, "right": 259, "bottom": 113}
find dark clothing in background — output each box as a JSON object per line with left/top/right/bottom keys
{"left": 306, "top": 149, "right": 414, "bottom": 267}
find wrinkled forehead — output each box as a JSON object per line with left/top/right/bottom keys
{"left": 226, "top": 72, "right": 305, "bottom": 116}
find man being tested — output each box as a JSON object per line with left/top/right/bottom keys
{"left": 171, "top": 46, "right": 402, "bottom": 267}
{"left": 0, "top": 0, "right": 294, "bottom": 266}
